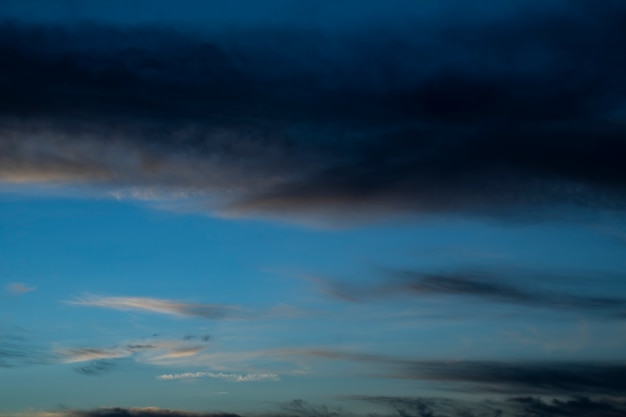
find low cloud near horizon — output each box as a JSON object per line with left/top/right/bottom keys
{"left": 19, "top": 396, "right": 626, "bottom": 417}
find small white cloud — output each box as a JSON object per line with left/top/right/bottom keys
{"left": 156, "top": 371, "right": 279, "bottom": 382}
{"left": 6, "top": 283, "right": 37, "bottom": 294}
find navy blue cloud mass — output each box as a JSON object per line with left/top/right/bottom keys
{"left": 1, "top": 1, "right": 626, "bottom": 220}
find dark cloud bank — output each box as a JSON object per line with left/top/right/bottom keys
{"left": 2, "top": 1, "right": 626, "bottom": 221}
{"left": 46, "top": 395, "right": 626, "bottom": 417}
{"left": 305, "top": 349, "right": 626, "bottom": 396}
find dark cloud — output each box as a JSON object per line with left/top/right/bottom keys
{"left": 1, "top": 2, "right": 626, "bottom": 221}
{"left": 126, "top": 344, "right": 156, "bottom": 350}
{"left": 279, "top": 399, "right": 344, "bottom": 417}
{"left": 355, "top": 395, "right": 626, "bottom": 417}
{"left": 352, "top": 396, "right": 506, "bottom": 417}
{"left": 508, "top": 396, "right": 626, "bottom": 417}
{"left": 299, "top": 350, "right": 626, "bottom": 396}
{"left": 36, "top": 397, "right": 626, "bottom": 417}
{"left": 399, "top": 361, "right": 626, "bottom": 396}
{"left": 66, "top": 408, "right": 240, "bottom": 417}
{"left": 74, "top": 359, "right": 118, "bottom": 376}
{"left": 183, "top": 334, "right": 211, "bottom": 342}
{"left": 321, "top": 266, "right": 626, "bottom": 317}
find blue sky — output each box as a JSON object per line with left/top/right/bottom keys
{"left": 2, "top": 1, "right": 626, "bottom": 417}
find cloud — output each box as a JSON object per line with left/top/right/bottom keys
{"left": 57, "top": 346, "right": 147, "bottom": 375}
{"left": 54, "top": 408, "right": 240, "bottom": 417}
{"left": 73, "top": 360, "right": 119, "bottom": 376}
{"left": 54, "top": 339, "right": 213, "bottom": 375}
{"left": 21, "top": 397, "right": 626, "bottom": 417}
{"left": 297, "top": 349, "right": 626, "bottom": 396}
{"left": 0, "top": 331, "right": 53, "bottom": 368}
{"left": 398, "top": 361, "right": 626, "bottom": 396}
{"left": 1, "top": 2, "right": 626, "bottom": 222}
{"left": 67, "top": 295, "right": 302, "bottom": 322}
{"left": 351, "top": 396, "right": 507, "bottom": 417}
{"left": 318, "top": 266, "right": 626, "bottom": 317}
{"left": 6, "top": 282, "right": 36, "bottom": 294}
{"left": 67, "top": 296, "right": 241, "bottom": 319}
{"left": 507, "top": 396, "right": 626, "bottom": 417}
{"left": 183, "top": 334, "right": 211, "bottom": 342}
{"left": 354, "top": 395, "right": 626, "bottom": 417}
{"left": 58, "top": 348, "right": 134, "bottom": 363}
{"left": 278, "top": 399, "right": 345, "bottom": 417}
{"left": 150, "top": 346, "right": 204, "bottom": 360}
{"left": 156, "top": 371, "right": 279, "bottom": 382}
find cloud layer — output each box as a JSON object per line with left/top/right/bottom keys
{"left": 2, "top": 1, "right": 626, "bottom": 221}
{"left": 23, "top": 397, "right": 626, "bottom": 417}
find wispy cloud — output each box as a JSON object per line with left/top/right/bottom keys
{"left": 150, "top": 346, "right": 204, "bottom": 361}
{"left": 295, "top": 348, "right": 626, "bottom": 396}
{"left": 156, "top": 371, "right": 279, "bottom": 382}
{"left": 54, "top": 339, "right": 212, "bottom": 375}
{"left": 0, "top": 331, "right": 53, "bottom": 368}
{"left": 67, "top": 295, "right": 241, "bottom": 319}
{"left": 58, "top": 348, "right": 133, "bottom": 363}
{"left": 317, "top": 266, "right": 626, "bottom": 317}
{"left": 6, "top": 282, "right": 36, "bottom": 294}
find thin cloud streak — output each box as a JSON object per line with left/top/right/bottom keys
{"left": 150, "top": 347, "right": 204, "bottom": 360}
{"left": 156, "top": 371, "right": 279, "bottom": 382}
{"left": 296, "top": 348, "right": 626, "bottom": 396}
{"left": 68, "top": 295, "right": 241, "bottom": 319}
{"left": 6, "top": 283, "right": 37, "bottom": 294}
{"left": 0, "top": 331, "right": 54, "bottom": 368}
{"left": 319, "top": 266, "right": 626, "bottom": 317}
{"left": 53, "top": 339, "right": 211, "bottom": 375}
{"left": 58, "top": 348, "right": 133, "bottom": 363}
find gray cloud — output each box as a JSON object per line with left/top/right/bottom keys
{"left": 1, "top": 2, "right": 626, "bottom": 222}
{"left": 398, "top": 361, "right": 626, "bottom": 396}
{"left": 278, "top": 399, "right": 345, "bottom": 417}
{"left": 73, "top": 360, "right": 118, "bottom": 376}
{"left": 320, "top": 266, "right": 626, "bottom": 317}
{"left": 296, "top": 349, "right": 626, "bottom": 396}
{"left": 27, "top": 397, "right": 626, "bottom": 417}
{"left": 60, "top": 408, "right": 240, "bottom": 417}
{"left": 0, "top": 331, "right": 54, "bottom": 368}
{"left": 506, "top": 396, "right": 626, "bottom": 417}
{"left": 354, "top": 395, "right": 626, "bottom": 417}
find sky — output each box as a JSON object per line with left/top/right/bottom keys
{"left": 1, "top": 1, "right": 626, "bottom": 416}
